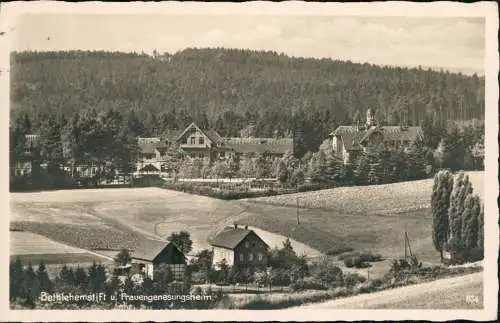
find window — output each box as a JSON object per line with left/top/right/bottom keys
{"left": 403, "top": 140, "right": 409, "bottom": 146}
{"left": 252, "top": 242, "right": 256, "bottom": 248}
{"left": 248, "top": 253, "right": 253, "bottom": 261}
{"left": 199, "top": 137, "right": 204, "bottom": 145}
{"left": 258, "top": 253, "right": 263, "bottom": 261}
{"left": 199, "top": 153, "right": 204, "bottom": 159}
{"left": 190, "top": 137, "right": 196, "bottom": 144}
{"left": 220, "top": 152, "right": 225, "bottom": 158}
{"left": 239, "top": 253, "right": 244, "bottom": 262}
{"left": 245, "top": 242, "right": 249, "bottom": 248}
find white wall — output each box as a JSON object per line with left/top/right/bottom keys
{"left": 212, "top": 246, "right": 235, "bottom": 268}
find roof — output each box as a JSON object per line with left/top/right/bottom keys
{"left": 162, "top": 129, "right": 182, "bottom": 142}
{"left": 139, "top": 164, "right": 159, "bottom": 172}
{"left": 331, "top": 125, "right": 423, "bottom": 150}
{"left": 211, "top": 227, "right": 269, "bottom": 250}
{"left": 223, "top": 137, "right": 293, "bottom": 155}
{"left": 131, "top": 239, "right": 185, "bottom": 262}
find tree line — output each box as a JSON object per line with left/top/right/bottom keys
{"left": 9, "top": 106, "right": 484, "bottom": 191}
{"left": 11, "top": 48, "right": 484, "bottom": 154}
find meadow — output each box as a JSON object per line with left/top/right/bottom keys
{"left": 238, "top": 171, "right": 484, "bottom": 268}
{"left": 10, "top": 231, "right": 113, "bottom": 265}
{"left": 10, "top": 171, "right": 484, "bottom": 271}
{"left": 247, "top": 171, "right": 484, "bottom": 215}
{"left": 10, "top": 187, "right": 246, "bottom": 254}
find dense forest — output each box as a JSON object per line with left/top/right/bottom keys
{"left": 10, "top": 48, "right": 485, "bottom": 153}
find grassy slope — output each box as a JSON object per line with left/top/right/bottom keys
{"left": 235, "top": 171, "right": 484, "bottom": 266}
{"left": 10, "top": 231, "right": 113, "bottom": 265}
{"left": 10, "top": 172, "right": 484, "bottom": 266}
{"left": 10, "top": 187, "right": 244, "bottom": 252}
{"left": 248, "top": 171, "right": 484, "bottom": 215}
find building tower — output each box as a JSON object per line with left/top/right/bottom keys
{"left": 366, "top": 108, "right": 377, "bottom": 128}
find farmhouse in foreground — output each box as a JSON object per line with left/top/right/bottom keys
{"left": 130, "top": 240, "right": 187, "bottom": 280}
{"left": 330, "top": 109, "right": 424, "bottom": 164}
{"left": 136, "top": 122, "right": 294, "bottom": 176}
{"left": 210, "top": 224, "right": 269, "bottom": 269}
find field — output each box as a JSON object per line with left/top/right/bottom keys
{"left": 10, "top": 172, "right": 484, "bottom": 270}
{"left": 247, "top": 171, "right": 484, "bottom": 215}
{"left": 237, "top": 171, "right": 484, "bottom": 268}
{"left": 10, "top": 187, "right": 245, "bottom": 253}
{"left": 10, "top": 231, "right": 113, "bottom": 265}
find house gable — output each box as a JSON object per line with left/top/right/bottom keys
{"left": 176, "top": 123, "right": 216, "bottom": 147}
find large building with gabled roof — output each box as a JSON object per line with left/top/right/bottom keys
{"left": 135, "top": 122, "right": 294, "bottom": 176}
{"left": 330, "top": 109, "right": 424, "bottom": 164}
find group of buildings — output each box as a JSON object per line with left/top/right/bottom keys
{"left": 12, "top": 109, "right": 428, "bottom": 180}
{"left": 125, "top": 224, "right": 269, "bottom": 281}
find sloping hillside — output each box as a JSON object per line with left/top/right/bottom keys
{"left": 11, "top": 49, "right": 484, "bottom": 151}
{"left": 246, "top": 171, "right": 484, "bottom": 215}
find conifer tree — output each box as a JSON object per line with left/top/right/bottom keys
{"left": 21, "top": 264, "right": 38, "bottom": 307}
{"left": 447, "top": 172, "right": 473, "bottom": 253}
{"left": 36, "top": 261, "right": 53, "bottom": 293}
{"left": 461, "top": 193, "right": 481, "bottom": 257}
{"left": 58, "top": 265, "right": 75, "bottom": 286}
{"left": 431, "top": 169, "right": 454, "bottom": 260}
{"left": 477, "top": 202, "right": 484, "bottom": 258}
{"left": 9, "top": 258, "right": 24, "bottom": 300}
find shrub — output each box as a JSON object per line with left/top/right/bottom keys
{"left": 312, "top": 261, "right": 343, "bottom": 286}
{"left": 343, "top": 256, "right": 370, "bottom": 269}
{"left": 344, "top": 273, "right": 366, "bottom": 287}
{"left": 339, "top": 251, "right": 383, "bottom": 263}
{"left": 289, "top": 277, "right": 327, "bottom": 291}
{"left": 370, "top": 278, "right": 384, "bottom": 288}
{"left": 269, "top": 268, "right": 292, "bottom": 286}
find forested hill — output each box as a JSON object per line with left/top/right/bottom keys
{"left": 10, "top": 48, "right": 485, "bottom": 151}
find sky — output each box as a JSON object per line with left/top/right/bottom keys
{"left": 11, "top": 14, "right": 485, "bottom": 74}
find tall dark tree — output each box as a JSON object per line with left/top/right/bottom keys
{"left": 431, "top": 169, "right": 454, "bottom": 261}
{"left": 39, "top": 113, "right": 64, "bottom": 171}
{"left": 36, "top": 261, "right": 53, "bottom": 293}
{"left": 10, "top": 258, "right": 24, "bottom": 300}
{"left": 461, "top": 193, "right": 481, "bottom": 256}
{"left": 447, "top": 172, "right": 473, "bottom": 253}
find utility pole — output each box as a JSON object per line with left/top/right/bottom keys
{"left": 404, "top": 231, "right": 407, "bottom": 259}
{"left": 296, "top": 197, "right": 300, "bottom": 225}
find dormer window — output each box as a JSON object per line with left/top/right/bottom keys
{"left": 199, "top": 137, "right": 204, "bottom": 145}
{"left": 190, "top": 137, "right": 196, "bottom": 144}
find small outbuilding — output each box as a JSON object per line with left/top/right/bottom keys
{"left": 130, "top": 240, "right": 186, "bottom": 280}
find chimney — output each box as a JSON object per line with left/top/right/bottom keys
{"left": 244, "top": 225, "right": 248, "bottom": 230}
{"left": 234, "top": 223, "right": 238, "bottom": 229}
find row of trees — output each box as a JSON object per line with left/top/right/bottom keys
{"left": 431, "top": 170, "right": 484, "bottom": 264}
{"left": 10, "top": 108, "right": 484, "bottom": 192}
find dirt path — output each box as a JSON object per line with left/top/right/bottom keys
{"left": 292, "top": 272, "right": 483, "bottom": 309}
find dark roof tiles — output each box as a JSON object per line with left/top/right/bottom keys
{"left": 131, "top": 239, "right": 185, "bottom": 262}
{"left": 210, "top": 227, "right": 270, "bottom": 250}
